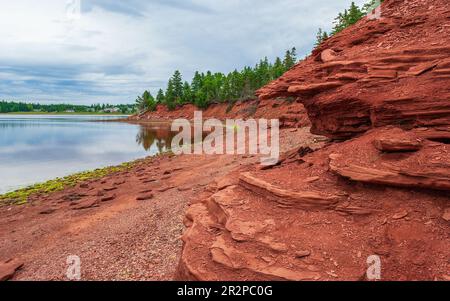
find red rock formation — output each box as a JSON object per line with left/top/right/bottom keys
{"left": 177, "top": 126, "right": 450, "bottom": 281}
{"left": 257, "top": 0, "right": 450, "bottom": 140}
{"left": 177, "top": 0, "right": 450, "bottom": 281}
{"left": 328, "top": 127, "right": 450, "bottom": 191}
{"left": 129, "top": 99, "right": 311, "bottom": 129}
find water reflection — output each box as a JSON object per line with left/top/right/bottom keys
{"left": 135, "top": 124, "right": 175, "bottom": 153}
{"left": 0, "top": 115, "right": 187, "bottom": 194}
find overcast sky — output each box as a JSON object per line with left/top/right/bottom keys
{"left": 0, "top": 0, "right": 367, "bottom": 105}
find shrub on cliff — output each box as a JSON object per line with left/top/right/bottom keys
{"left": 315, "top": 0, "right": 385, "bottom": 47}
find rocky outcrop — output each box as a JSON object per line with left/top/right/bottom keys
{"left": 176, "top": 124, "right": 449, "bottom": 282}
{"left": 177, "top": 0, "right": 450, "bottom": 281}
{"left": 329, "top": 127, "right": 450, "bottom": 191}
{"left": 373, "top": 129, "right": 422, "bottom": 152}
{"left": 177, "top": 126, "right": 450, "bottom": 281}
{"left": 257, "top": 0, "right": 450, "bottom": 139}
{"left": 239, "top": 172, "right": 342, "bottom": 210}
{"left": 129, "top": 98, "right": 311, "bottom": 129}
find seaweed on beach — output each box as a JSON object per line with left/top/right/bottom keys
{"left": 0, "top": 162, "right": 136, "bottom": 206}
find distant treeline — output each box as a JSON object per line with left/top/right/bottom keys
{"left": 0, "top": 101, "right": 135, "bottom": 114}
{"left": 136, "top": 47, "right": 298, "bottom": 112}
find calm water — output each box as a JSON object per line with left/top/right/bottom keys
{"left": 0, "top": 115, "right": 179, "bottom": 194}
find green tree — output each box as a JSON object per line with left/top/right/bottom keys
{"left": 315, "top": 28, "right": 329, "bottom": 47}
{"left": 283, "top": 47, "right": 297, "bottom": 70}
{"left": 191, "top": 71, "right": 203, "bottom": 96}
{"left": 136, "top": 47, "right": 306, "bottom": 110}
{"left": 331, "top": 2, "right": 367, "bottom": 35}
{"left": 171, "top": 70, "right": 184, "bottom": 103}
{"left": 272, "top": 57, "right": 285, "bottom": 78}
{"left": 135, "top": 90, "right": 156, "bottom": 112}
{"left": 348, "top": 2, "right": 364, "bottom": 25}
{"left": 181, "top": 81, "right": 193, "bottom": 104}
{"left": 165, "top": 79, "right": 176, "bottom": 111}
{"left": 156, "top": 89, "right": 165, "bottom": 104}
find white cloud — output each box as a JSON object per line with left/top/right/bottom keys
{"left": 0, "top": 0, "right": 368, "bottom": 104}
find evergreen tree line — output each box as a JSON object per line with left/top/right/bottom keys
{"left": 315, "top": 0, "right": 385, "bottom": 47}
{"left": 136, "top": 0, "right": 385, "bottom": 113}
{"left": 0, "top": 101, "right": 135, "bottom": 114}
{"left": 135, "top": 48, "right": 298, "bottom": 112}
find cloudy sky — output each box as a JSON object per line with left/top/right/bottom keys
{"left": 0, "top": 0, "right": 367, "bottom": 105}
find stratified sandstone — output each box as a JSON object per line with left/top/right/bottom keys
{"left": 373, "top": 128, "right": 422, "bottom": 152}
{"left": 257, "top": 0, "right": 450, "bottom": 140}
{"left": 178, "top": 0, "right": 450, "bottom": 281}
{"left": 329, "top": 127, "right": 450, "bottom": 191}
{"left": 129, "top": 99, "right": 311, "bottom": 129}
{"left": 177, "top": 126, "right": 450, "bottom": 281}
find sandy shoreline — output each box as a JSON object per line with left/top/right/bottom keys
{"left": 0, "top": 126, "right": 317, "bottom": 280}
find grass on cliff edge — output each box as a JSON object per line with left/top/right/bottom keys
{"left": 0, "top": 162, "right": 137, "bottom": 206}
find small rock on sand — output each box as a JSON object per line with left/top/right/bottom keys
{"left": 100, "top": 195, "right": 116, "bottom": 202}
{"left": 0, "top": 259, "right": 24, "bottom": 281}
{"left": 442, "top": 208, "right": 450, "bottom": 222}
{"left": 39, "top": 208, "right": 57, "bottom": 215}
{"left": 137, "top": 194, "right": 154, "bottom": 201}
{"left": 72, "top": 199, "right": 99, "bottom": 210}
{"left": 295, "top": 250, "right": 311, "bottom": 258}
{"left": 393, "top": 211, "right": 409, "bottom": 220}
{"left": 157, "top": 186, "right": 174, "bottom": 193}
{"left": 103, "top": 187, "right": 118, "bottom": 192}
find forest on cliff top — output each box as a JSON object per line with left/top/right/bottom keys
{"left": 136, "top": 0, "right": 383, "bottom": 113}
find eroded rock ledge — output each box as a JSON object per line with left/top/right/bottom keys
{"left": 256, "top": 0, "right": 450, "bottom": 140}
{"left": 177, "top": 127, "right": 450, "bottom": 281}
{"left": 176, "top": 0, "right": 450, "bottom": 281}
{"left": 329, "top": 127, "right": 450, "bottom": 191}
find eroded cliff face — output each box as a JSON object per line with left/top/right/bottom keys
{"left": 177, "top": 0, "right": 450, "bottom": 281}
{"left": 257, "top": 0, "right": 450, "bottom": 140}
{"left": 129, "top": 99, "right": 311, "bottom": 129}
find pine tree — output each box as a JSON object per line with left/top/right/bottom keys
{"left": 165, "top": 79, "right": 176, "bottom": 111}
{"left": 283, "top": 48, "right": 297, "bottom": 70}
{"left": 272, "top": 57, "right": 285, "bottom": 79}
{"left": 145, "top": 91, "right": 157, "bottom": 111}
{"left": 348, "top": 2, "right": 364, "bottom": 25}
{"left": 181, "top": 81, "right": 192, "bottom": 104}
{"left": 135, "top": 90, "right": 156, "bottom": 112}
{"left": 191, "top": 71, "right": 203, "bottom": 96}
{"left": 171, "top": 70, "right": 184, "bottom": 103}
{"left": 315, "top": 28, "right": 329, "bottom": 47}
{"left": 330, "top": 1, "right": 370, "bottom": 36}
{"left": 156, "top": 89, "right": 165, "bottom": 104}
{"left": 316, "top": 28, "right": 324, "bottom": 47}
{"left": 137, "top": 47, "right": 306, "bottom": 110}
{"left": 290, "top": 47, "right": 297, "bottom": 62}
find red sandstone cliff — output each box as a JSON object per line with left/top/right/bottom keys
{"left": 177, "top": 0, "right": 450, "bottom": 281}
{"left": 129, "top": 99, "right": 311, "bottom": 129}
{"left": 258, "top": 0, "right": 450, "bottom": 140}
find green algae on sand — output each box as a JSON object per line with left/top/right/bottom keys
{"left": 0, "top": 161, "right": 136, "bottom": 206}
